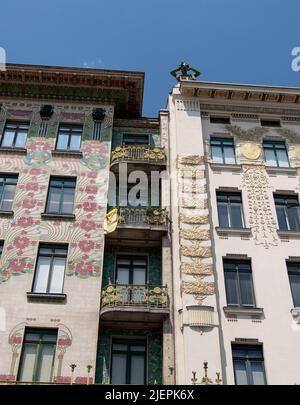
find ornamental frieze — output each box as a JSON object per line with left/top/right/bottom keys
{"left": 180, "top": 244, "right": 211, "bottom": 258}
{"left": 177, "top": 155, "right": 204, "bottom": 166}
{"left": 180, "top": 229, "right": 210, "bottom": 240}
{"left": 182, "top": 280, "right": 215, "bottom": 303}
{"left": 242, "top": 165, "right": 278, "bottom": 248}
{"left": 181, "top": 261, "right": 212, "bottom": 275}
{"left": 179, "top": 213, "right": 209, "bottom": 224}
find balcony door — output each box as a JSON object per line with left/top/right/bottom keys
{"left": 116, "top": 256, "right": 147, "bottom": 304}
{"left": 111, "top": 339, "right": 146, "bottom": 384}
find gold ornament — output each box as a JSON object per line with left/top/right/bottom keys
{"left": 240, "top": 143, "right": 261, "bottom": 160}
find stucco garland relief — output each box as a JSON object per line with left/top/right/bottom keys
{"left": 225, "top": 125, "right": 268, "bottom": 141}
{"left": 242, "top": 165, "right": 278, "bottom": 248}
{"left": 181, "top": 261, "right": 212, "bottom": 275}
{"left": 177, "top": 154, "right": 215, "bottom": 305}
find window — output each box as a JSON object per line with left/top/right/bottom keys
{"left": 1, "top": 121, "right": 29, "bottom": 149}
{"left": 210, "top": 137, "right": 236, "bottom": 164}
{"left": 224, "top": 259, "right": 256, "bottom": 307}
{"left": 46, "top": 177, "right": 76, "bottom": 215}
{"left": 110, "top": 339, "right": 146, "bottom": 384}
{"left": 0, "top": 241, "right": 3, "bottom": 256}
{"left": 261, "top": 119, "right": 281, "bottom": 127}
{"left": 18, "top": 328, "right": 57, "bottom": 382}
{"left": 122, "top": 134, "right": 149, "bottom": 146}
{"left": 0, "top": 174, "right": 18, "bottom": 211}
{"left": 263, "top": 140, "right": 289, "bottom": 167}
{"left": 56, "top": 124, "right": 82, "bottom": 151}
{"left": 210, "top": 116, "right": 230, "bottom": 124}
{"left": 32, "top": 245, "right": 68, "bottom": 294}
{"left": 274, "top": 194, "right": 300, "bottom": 231}
{"left": 116, "top": 255, "right": 147, "bottom": 304}
{"left": 217, "top": 191, "right": 244, "bottom": 228}
{"left": 287, "top": 262, "right": 300, "bottom": 307}
{"left": 232, "top": 345, "right": 266, "bottom": 385}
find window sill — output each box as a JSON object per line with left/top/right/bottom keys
{"left": 210, "top": 163, "right": 241, "bottom": 173}
{"left": 27, "top": 292, "right": 66, "bottom": 301}
{"left": 265, "top": 166, "right": 297, "bottom": 176}
{"left": 0, "top": 210, "right": 14, "bottom": 218}
{"left": 277, "top": 230, "right": 300, "bottom": 239}
{"left": 41, "top": 213, "right": 75, "bottom": 221}
{"left": 0, "top": 147, "right": 27, "bottom": 155}
{"left": 215, "top": 227, "right": 251, "bottom": 237}
{"left": 223, "top": 306, "right": 264, "bottom": 317}
{"left": 52, "top": 150, "right": 83, "bottom": 158}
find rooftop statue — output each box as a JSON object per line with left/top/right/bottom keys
{"left": 170, "top": 62, "right": 200, "bottom": 81}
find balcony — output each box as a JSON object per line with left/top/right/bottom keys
{"left": 111, "top": 145, "right": 166, "bottom": 167}
{"left": 100, "top": 284, "right": 169, "bottom": 327}
{"left": 119, "top": 207, "right": 168, "bottom": 227}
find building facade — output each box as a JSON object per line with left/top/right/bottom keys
{"left": 0, "top": 64, "right": 174, "bottom": 385}
{"left": 168, "top": 73, "right": 300, "bottom": 385}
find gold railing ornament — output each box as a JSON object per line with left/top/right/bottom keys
{"left": 118, "top": 207, "right": 169, "bottom": 226}
{"left": 111, "top": 145, "right": 166, "bottom": 163}
{"left": 101, "top": 284, "right": 168, "bottom": 309}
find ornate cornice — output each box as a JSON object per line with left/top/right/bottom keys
{"left": 0, "top": 64, "right": 145, "bottom": 118}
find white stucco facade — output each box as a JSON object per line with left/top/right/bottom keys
{"left": 167, "top": 80, "right": 300, "bottom": 385}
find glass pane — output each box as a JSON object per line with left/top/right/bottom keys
{"left": 15, "top": 132, "right": 27, "bottom": 148}
{"left": 56, "top": 134, "right": 69, "bottom": 150}
{"left": 218, "top": 203, "right": 229, "bottom": 227}
{"left": 47, "top": 188, "right": 61, "bottom": 213}
{"left": 211, "top": 146, "right": 223, "bottom": 163}
{"left": 69, "top": 135, "right": 81, "bottom": 151}
{"left": 113, "top": 343, "right": 128, "bottom": 351}
{"left": 239, "top": 272, "right": 255, "bottom": 307}
{"left": 230, "top": 204, "right": 243, "bottom": 228}
{"left": 133, "top": 268, "right": 146, "bottom": 285}
{"left": 233, "top": 360, "right": 248, "bottom": 385}
{"left": 276, "top": 149, "right": 289, "bottom": 167}
{"left": 111, "top": 353, "right": 127, "bottom": 384}
{"left": 225, "top": 272, "right": 239, "bottom": 305}
{"left": 130, "top": 355, "right": 145, "bottom": 384}
{"left": 18, "top": 343, "right": 37, "bottom": 382}
{"left": 250, "top": 361, "right": 266, "bottom": 385}
{"left": 49, "top": 257, "right": 66, "bottom": 293}
{"left": 264, "top": 149, "right": 277, "bottom": 166}
{"left": 37, "top": 344, "right": 55, "bottom": 382}
{"left": 117, "top": 268, "right": 130, "bottom": 284}
{"left": 1, "top": 184, "right": 16, "bottom": 210}
{"left": 224, "top": 147, "right": 236, "bottom": 164}
{"left": 130, "top": 345, "right": 146, "bottom": 352}
{"left": 33, "top": 257, "right": 51, "bottom": 293}
{"left": 276, "top": 206, "right": 288, "bottom": 230}
{"left": 61, "top": 188, "right": 75, "bottom": 214}
{"left": 287, "top": 207, "right": 300, "bottom": 231}
{"left": 289, "top": 274, "right": 300, "bottom": 307}
{"left": 1, "top": 130, "right": 15, "bottom": 147}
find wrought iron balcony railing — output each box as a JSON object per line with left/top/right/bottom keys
{"left": 101, "top": 284, "right": 168, "bottom": 309}
{"left": 118, "top": 207, "right": 169, "bottom": 226}
{"left": 111, "top": 145, "right": 166, "bottom": 164}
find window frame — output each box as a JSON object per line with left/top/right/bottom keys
{"left": 110, "top": 339, "right": 147, "bottom": 385}
{"left": 232, "top": 344, "right": 266, "bottom": 385}
{"left": 0, "top": 174, "right": 18, "bottom": 212}
{"left": 115, "top": 255, "right": 148, "bottom": 285}
{"left": 0, "top": 121, "right": 29, "bottom": 149}
{"left": 287, "top": 261, "right": 300, "bottom": 308}
{"left": 17, "top": 328, "right": 57, "bottom": 383}
{"left": 274, "top": 194, "right": 300, "bottom": 231}
{"left": 216, "top": 191, "right": 245, "bottom": 228}
{"left": 32, "top": 244, "right": 68, "bottom": 295}
{"left": 263, "top": 140, "right": 290, "bottom": 168}
{"left": 55, "top": 124, "right": 83, "bottom": 152}
{"left": 45, "top": 176, "right": 76, "bottom": 215}
{"left": 223, "top": 259, "right": 256, "bottom": 308}
{"left": 210, "top": 137, "right": 236, "bottom": 164}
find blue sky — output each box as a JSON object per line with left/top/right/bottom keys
{"left": 0, "top": 0, "right": 299, "bottom": 116}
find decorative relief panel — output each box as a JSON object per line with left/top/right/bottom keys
{"left": 0, "top": 101, "right": 113, "bottom": 283}
{"left": 242, "top": 165, "right": 278, "bottom": 248}
{"left": 177, "top": 155, "right": 215, "bottom": 305}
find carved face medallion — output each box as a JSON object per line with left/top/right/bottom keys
{"left": 240, "top": 143, "right": 262, "bottom": 160}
